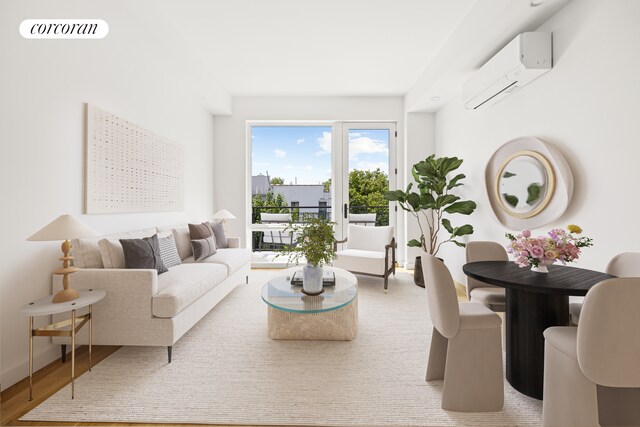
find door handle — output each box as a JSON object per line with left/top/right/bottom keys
{"left": 344, "top": 204, "right": 348, "bottom": 219}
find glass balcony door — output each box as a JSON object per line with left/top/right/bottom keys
{"left": 335, "top": 122, "right": 397, "bottom": 243}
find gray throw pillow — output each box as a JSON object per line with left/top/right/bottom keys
{"left": 209, "top": 221, "right": 228, "bottom": 249}
{"left": 188, "top": 222, "right": 213, "bottom": 240}
{"left": 192, "top": 235, "right": 217, "bottom": 261}
{"left": 158, "top": 234, "right": 182, "bottom": 268}
{"left": 120, "top": 234, "right": 168, "bottom": 274}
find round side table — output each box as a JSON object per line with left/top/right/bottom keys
{"left": 20, "top": 289, "right": 106, "bottom": 400}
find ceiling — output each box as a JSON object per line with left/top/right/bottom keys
{"left": 125, "top": 0, "right": 573, "bottom": 111}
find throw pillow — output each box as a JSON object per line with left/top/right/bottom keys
{"left": 98, "top": 238, "right": 127, "bottom": 269}
{"left": 192, "top": 235, "right": 217, "bottom": 261}
{"left": 188, "top": 222, "right": 213, "bottom": 240}
{"left": 208, "top": 221, "right": 229, "bottom": 249}
{"left": 120, "top": 234, "right": 168, "bottom": 274}
{"left": 171, "top": 227, "right": 193, "bottom": 260}
{"left": 158, "top": 234, "right": 182, "bottom": 268}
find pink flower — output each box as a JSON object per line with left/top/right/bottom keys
{"left": 530, "top": 245, "right": 544, "bottom": 258}
{"left": 522, "top": 229, "right": 531, "bottom": 238}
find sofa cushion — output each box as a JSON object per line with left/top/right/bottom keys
{"left": 189, "top": 222, "right": 214, "bottom": 240}
{"left": 210, "top": 221, "right": 229, "bottom": 248}
{"left": 183, "top": 248, "right": 251, "bottom": 275}
{"left": 333, "top": 249, "right": 387, "bottom": 275}
{"left": 152, "top": 263, "right": 228, "bottom": 318}
{"left": 192, "top": 235, "right": 217, "bottom": 261}
{"left": 158, "top": 234, "right": 182, "bottom": 268}
{"left": 171, "top": 227, "right": 193, "bottom": 260}
{"left": 72, "top": 227, "right": 157, "bottom": 268}
{"left": 98, "top": 238, "right": 126, "bottom": 269}
{"left": 120, "top": 234, "right": 168, "bottom": 274}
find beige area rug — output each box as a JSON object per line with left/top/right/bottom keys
{"left": 23, "top": 269, "right": 542, "bottom": 426}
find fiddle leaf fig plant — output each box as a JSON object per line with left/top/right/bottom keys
{"left": 384, "top": 155, "right": 477, "bottom": 256}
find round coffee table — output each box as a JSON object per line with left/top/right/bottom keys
{"left": 261, "top": 267, "right": 358, "bottom": 340}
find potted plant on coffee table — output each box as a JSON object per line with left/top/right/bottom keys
{"left": 283, "top": 217, "right": 337, "bottom": 295}
{"left": 384, "top": 155, "right": 477, "bottom": 287}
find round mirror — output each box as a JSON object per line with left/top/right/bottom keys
{"left": 495, "top": 151, "right": 555, "bottom": 218}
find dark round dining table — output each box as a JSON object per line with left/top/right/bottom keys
{"left": 462, "top": 261, "right": 615, "bottom": 400}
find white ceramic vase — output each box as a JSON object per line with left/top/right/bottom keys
{"left": 531, "top": 262, "right": 553, "bottom": 273}
{"left": 303, "top": 263, "right": 323, "bottom": 295}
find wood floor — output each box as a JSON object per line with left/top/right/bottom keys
{"left": 2, "top": 271, "right": 464, "bottom": 426}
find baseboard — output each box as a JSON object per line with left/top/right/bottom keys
{"left": 454, "top": 281, "right": 467, "bottom": 296}
{"left": 1, "top": 345, "right": 59, "bottom": 391}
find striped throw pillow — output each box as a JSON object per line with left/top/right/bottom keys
{"left": 158, "top": 234, "right": 182, "bottom": 268}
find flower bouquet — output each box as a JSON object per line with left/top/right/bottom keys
{"left": 506, "top": 225, "right": 593, "bottom": 272}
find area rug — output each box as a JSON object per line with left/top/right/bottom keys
{"left": 22, "top": 269, "right": 542, "bottom": 426}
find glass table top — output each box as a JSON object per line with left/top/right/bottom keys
{"left": 261, "top": 267, "right": 358, "bottom": 314}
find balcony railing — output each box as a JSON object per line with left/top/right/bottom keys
{"left": 251, "top": 204, "right": 389, "bottom": 251}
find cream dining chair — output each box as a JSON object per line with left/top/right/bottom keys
{"left": 543, "top": 278, "right": 640, "bottom": 427}
{"left": 569, "top": 252, "right": 640, "bottom": 325}
{"left": 421, "top": 253, "right": 504, "bottom": 412}
{"left": 465, "top": 241, "right": 508, "bottom": 312}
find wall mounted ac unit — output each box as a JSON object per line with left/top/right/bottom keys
{"left": 463, "top": 32, "right": 552, "bottom": 110}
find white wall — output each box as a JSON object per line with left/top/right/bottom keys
{"left": 212, "top": 96, "right": 409, "bottom": 259}
{"left": 403, "top": 112, "right": 435, "bottom": 268}
{"left": 435, "top": 0, "right": 640, "bottom": 283}
{"left": 0, "top": 1, "right": 218, "bottom": 389}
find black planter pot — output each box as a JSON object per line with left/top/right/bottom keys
{"left": 414, "top": 255, "right": 443, "bottom": 288}
{"left": 414, "top": 256, "right": 425, "bottom": 288}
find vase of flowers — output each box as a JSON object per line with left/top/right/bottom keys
{"left": 506, "top": 224, "right": 593, "bottom": 273}
{"left": 284, "top": 218, "right": 337, "bottom": 295}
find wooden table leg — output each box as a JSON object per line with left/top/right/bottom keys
{"left": 71, "top": 309, "right": 75, "bottom": 399}
{"left": 28, "top": 316, "right": 33, "bottom": 401}
{"left": 505, "top": 288, "right": 569, "bottom": 400}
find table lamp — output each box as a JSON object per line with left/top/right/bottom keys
{"left": 213, "top": 209, "right": 236, "bottom": 233}
{"left": 27, "top": 214, "right": 100, "bottom": 303}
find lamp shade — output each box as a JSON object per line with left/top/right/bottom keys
{"left": 27, "top": 214, "right": 100, "bottom": 241}
{"left": 213, "top": 209, "right": 236, "bottom": 220}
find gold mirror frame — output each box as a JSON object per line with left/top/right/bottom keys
{"left": 494, "top": 150, "right": 556, "bottom": 219}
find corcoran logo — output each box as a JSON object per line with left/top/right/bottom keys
{"left": 19, "top": 19, "right": 109, "bottom": 39}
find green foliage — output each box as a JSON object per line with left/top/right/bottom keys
{"left": 251, "top": 190, "right": 289, "bottom": 249}
{"left": 503, "top": 193, "right": 519, "bottom": 208}
{"left": 322, "top": 178, "right": 331, "bottom": 193}
{"left": 348, "top": 168, "right": 389, "bottom": 226}
{"left": 270, "top": 177, "right": 284, "bottom": 185}
{"left": 283, "top": 218, "right": 337, "bottom": 267}
{"left": 503, "top": 171, "right": 516, "bottom": 178}
{"left": 251, "top": 190, "right": 288, "bottom": 223}
{"left": 384, "top": 154, "right": 477, "bottom": 256}
{"left": 526, "top": 183, "right": 541, "bottom": 205}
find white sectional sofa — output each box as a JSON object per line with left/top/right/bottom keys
{"left": 53, "top": 224, "right": 251, "bottom": 362}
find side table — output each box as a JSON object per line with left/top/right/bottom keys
{"left": 20, "top": 289, "right": 106, "bottom": 400}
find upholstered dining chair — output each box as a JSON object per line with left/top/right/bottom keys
{"left": 421, "top": 253, "right": 504, "bottom": 412}
{"left": 543, "top": 278, "right": 640, "bottom": 427}
{"left": 569, "top": 252, "right": 640, "bottom": 325}
{"left": 259, "top": 213, "right": 294, "bottom": 249}
{"left": 465, "top": 241, "right": 509, "bottom": 312}
{"left": 333, "top": 225, "right": 395, "bottom": 292}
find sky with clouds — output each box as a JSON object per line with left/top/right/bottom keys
{"left": 252, "top": 126, "right": 389, "bottom": 185}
